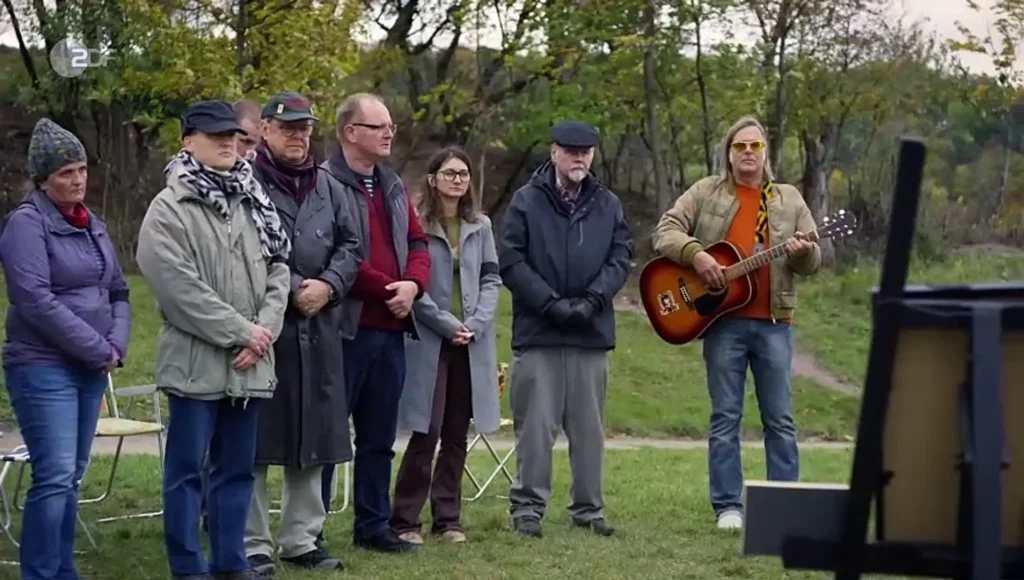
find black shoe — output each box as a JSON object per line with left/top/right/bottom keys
{"left": 281, "top": 547, "right": 344, "bottom": 570}
{"left": 314, "top": 531, "right": 325, "bottom": 550}
{"left": 353, "top": 531, "right": 417, "bottom": 553}
{"left": 245, "top": 554, "right": 276, "bottom": 577}
{"left": 513, "top": 515, "right": 543, "bottom": 538}
{"left": 573, "top": 517, "right": 615, "bottom": 536}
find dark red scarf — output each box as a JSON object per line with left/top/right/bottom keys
{"left": 58, "top": 203, "right": 89, "bottom": 228}
{"left": 254, "top": 140, "right": 317, "bottom": 204}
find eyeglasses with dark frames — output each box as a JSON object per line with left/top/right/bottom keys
{"left": 437, "top": 169, "right": 470, "bottom": 182}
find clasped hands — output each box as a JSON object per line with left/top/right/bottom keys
{"left": 545, "top": 295, "right": 599, "bottom": 327}
{"left": 293, "top": 278, "right": 333, "bottom": 318}
{"left": 232, "top": 324, "right": 274, "bottom": 371}
{"left": 451, "top": 324, "right": 474, "bottom": 345}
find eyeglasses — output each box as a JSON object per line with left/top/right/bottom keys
{"left": 351, "top": 122, "right": 398, "bottom": 134}
{"left": 731, "top": 140, "right": 766, "bottom": 153}
{"left": 276, "top": 122, "right": 314, "bottom": 137}
{"left": 438, "top": 169, "right": 470, "bottom": 182}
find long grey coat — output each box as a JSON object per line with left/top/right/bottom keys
{"left": 397, "top": 214, "right": 502, "bottom": 435}
{"left": 252, "top": 166, "right": 361, "bottom": 468}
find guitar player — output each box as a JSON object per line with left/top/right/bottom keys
{"left": 650, "top": 116, "right": 821, "bottom": 531}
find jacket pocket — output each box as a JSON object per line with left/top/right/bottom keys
{"left": 775, "top": 291, "right": 798, "bottom": 310}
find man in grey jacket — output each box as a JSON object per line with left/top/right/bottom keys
{"left": 136, "top": 99, "right": 291, "bottom": 580}
{"left": 498, "top": 120, "right": 634, "bottom": 539}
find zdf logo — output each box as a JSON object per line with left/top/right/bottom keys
{"left": 49, "top": 38, "right": 115, "bottom": 79}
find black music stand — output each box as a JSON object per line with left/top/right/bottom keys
{"left": 775, "top": 138, "right": 1024, "bottom": 579}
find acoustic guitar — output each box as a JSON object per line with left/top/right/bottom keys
{"left": 638, "top": 209, "right": 858, "bottom": 345}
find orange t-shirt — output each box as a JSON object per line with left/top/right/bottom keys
{"left": 724, "top": 184, "right": 781, "bottom": 321}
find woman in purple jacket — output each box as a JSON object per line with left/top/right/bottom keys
{"left": 0, "top": 118, "right": 131, "bottom": 580}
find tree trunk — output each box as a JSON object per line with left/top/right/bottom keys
{"left": 643, "top": 0, "right": 670, "bottom": 213}
{"left": 800, "top": 130, "right": 834, "bottom": 266}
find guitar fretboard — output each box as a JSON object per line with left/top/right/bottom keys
{"left": 723, "top": 242, "right": 796, "bottom": 283}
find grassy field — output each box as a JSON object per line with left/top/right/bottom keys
{"left": 0, "top": 448, "right": 870, "bottom": 580}
{"left": 793, "top": 253, "right": 1024, "bottom": 385}
{"left": 0, "top": 275, "right": 861, "bottom": 441}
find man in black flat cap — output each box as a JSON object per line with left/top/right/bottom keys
{"left": 137, "top": 98, "right": 291, "bottom": 580}
{"left": 497, "top": 119, "right": 634, "bottom": 539}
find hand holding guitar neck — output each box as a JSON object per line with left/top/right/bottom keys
{"left": 783, "top": 232, "right": 815, "bottom": 257}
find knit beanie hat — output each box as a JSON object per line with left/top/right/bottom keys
{"left": 28, "top": 117, "right": 87, "bottom": 184}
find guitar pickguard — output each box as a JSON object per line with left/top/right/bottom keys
{"left": 691, "top": 287, "right": 726, "bottom": 316}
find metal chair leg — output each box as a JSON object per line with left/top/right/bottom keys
{"left": 94, "top": 432, "right": 166, "bottom": 523}
{"left": 78, "top": 437, "right": 124, "bottom": 505}
{"left": 328, "top": 462, "right": 351, "bottom": 514}
{"left": 463, "top": 434, "right": 516, "bottom": 502}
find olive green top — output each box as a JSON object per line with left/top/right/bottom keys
{"left": 445, "top": 216, "right": 463, "bottom": 320}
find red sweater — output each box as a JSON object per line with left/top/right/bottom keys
{"left": 349, "top": 182, "right": 431, "bottom": 331}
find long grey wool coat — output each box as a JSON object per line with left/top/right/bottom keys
{"left": 253, "top": 167, "right": 362, "bottom": 468}
{"left": 397, "top": 213, "right": 502, "bottom": 436}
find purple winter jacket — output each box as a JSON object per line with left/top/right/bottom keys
{"left": 0, "top": 189, "right": 131, "bottom": 371}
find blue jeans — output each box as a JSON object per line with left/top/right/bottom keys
{"left": 702, "top": 317, "right": 799, "bottom": 516}
{"left": 321, "top": 328, "right": 405, "bottom": 541}
{"left": 4, "top": 363, "right": 107, "bottom": 580}
{"left": 162, "top": 395, "right": 261, "bottom": 576}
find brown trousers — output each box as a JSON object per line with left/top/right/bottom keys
{"left": 390, "top": 343, "right": 473, "bottom": 534}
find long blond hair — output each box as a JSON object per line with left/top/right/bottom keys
{"left": 716, "top": 116, "right": 774, "bottom": 183}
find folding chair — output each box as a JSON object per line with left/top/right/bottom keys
{"left": 0, "top": 444, "right": 97, "bottom": 564}
{"left": 464, "top": 362, "right": 516, "bottom": 502}
{"left": 12, "top": 376, "right": 167, "bottom": 524}
{"left": 87, "top": 378, "right": 166, "bottom": 523}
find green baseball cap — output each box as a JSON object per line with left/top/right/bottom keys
{"left": 261, "top": 91, "right": 319, "bottom": 122}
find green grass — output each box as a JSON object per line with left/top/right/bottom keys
{"left": 794, "top": 254, "right": 1024, "bottom": 386}
{"left": 0, "top": 448, "right": 867, "bottom": 579}
{"left": 0, "top": 276, "right": 860, "bottom": 441}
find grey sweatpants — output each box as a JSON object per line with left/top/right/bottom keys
{"left": 245, "top": 465, "right": 325, "bottom": 558}
{"left": 508, "top": 346, "right": 609, "bottom": 523}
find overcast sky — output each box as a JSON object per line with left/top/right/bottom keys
{"left": 0, "top": 0, "right": 1019, "bottom": 77}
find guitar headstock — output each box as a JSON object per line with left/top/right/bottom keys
{"left": 803, "top": 209, "right": 858, "bottom": 242}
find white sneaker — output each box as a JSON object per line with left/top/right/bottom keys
{"left": 716, "top": 509, "right": 743, "bottom": 530}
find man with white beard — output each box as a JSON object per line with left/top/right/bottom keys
{"left": 497, "top": 120, "right": 634, "bottom": 539}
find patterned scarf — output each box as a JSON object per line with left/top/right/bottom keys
{"left": 754, "top": 181, "right": 777, "bottom": 246}
{"left": 164, "top": 150, "right": 291, "bottom": 261}
{"left": 253, "top": 140, "right": 317, "bottom": 204}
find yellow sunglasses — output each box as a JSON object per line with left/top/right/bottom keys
{"left": 730, "top": 140, "right": 766, "bottom": 153}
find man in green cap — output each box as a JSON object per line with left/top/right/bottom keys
{"left": 243, "top": 90, "right": 360, "bottom": 575}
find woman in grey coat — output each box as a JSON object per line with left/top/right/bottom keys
{"left": 390, "top": 146, "right": 501, "bottom": 545}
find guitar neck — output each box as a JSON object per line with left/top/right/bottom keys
{"left": 723, "top": 242, "right": 794, "bottom": 282}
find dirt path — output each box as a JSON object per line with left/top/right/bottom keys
{"left": 0, "top": 428, "right": 853, "bottom": 456}
{"left": 613, "top": 295, "right": 859, "bottom": 395}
